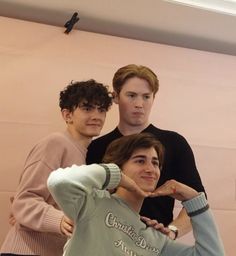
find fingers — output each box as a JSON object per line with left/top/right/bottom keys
{"left": 140, "top": 216, "right": 169, "bottom": 235}
{"left": 140, "top": 216, "right": 150, "bottom": 222}
{"left": 63, "top": 215, "right": 74, "bottom": 226}
{"left": 120, "top": 173, "right": 151, "bottom": 198}
{"left": 60, "top": 216, "right": 74, "bottom": 237}
{"left": 150, "top": 179, "right": 199, "bottom": 201}
{"left": 150, "top": 180, "right": 177, "bottom": 197}
{"left": 171, "top": 186, "right": 176, "bottom": 194}
{"left": 9, "top": 215, "right": 16, "bottom": 226}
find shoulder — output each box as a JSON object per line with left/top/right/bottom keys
{"left": 88, "top": 129, "right": 119, "bottom": 149}
{"left": 21, "top": 133, "right": 67, "bottom": 169}
{"left": 27, "top": 132, "right": 69, "bottom": 159}
{"left": 146, "top": 124, "right": 189, "bottom": 146}
{"left": 87, "top": 128, "right": 121, "bottom": 164}
{"left": 37, "top": 132, "right": 68, "bottom": 149}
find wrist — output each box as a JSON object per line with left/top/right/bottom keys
{"left": 168, "top": 225, "right": 178, "bottom": 240}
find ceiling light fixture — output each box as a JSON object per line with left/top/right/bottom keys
{"left": 165, "top": 0, "right": 236, "bottom": 16}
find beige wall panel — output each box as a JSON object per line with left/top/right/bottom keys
{"left": 192, "top": 145, "right": 236, "bottom": 210}
{"left": 150, "top": 81, "right": 236, "bottom": 149}
{"left": 213, "top": 210, "right": 236, "bottom": 256}
{"left": 0, "top": 123, "right": 57, "bottom": 191}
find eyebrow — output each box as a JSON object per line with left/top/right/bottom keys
{"left": 80, "top": 102, "right": 105, "bottom": 108}
{"left": 125, "top": 91, "right": 152, "bottom": 95}
{"left": 131, "top": 155, "right": 158, "bottom": 161}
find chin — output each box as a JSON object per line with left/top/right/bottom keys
{"left": 84, "top": 132, "right": 99, "bottom": 138}
{"left": 128, "top": 121, "right": 145, "bottom": 127}
{"left": 142, "top": 185, "right": 156, "bottom": 192}
{"left": 89, "top": 129, "right": 102, "bottom": 136}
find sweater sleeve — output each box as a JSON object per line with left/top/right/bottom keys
{"left": 167, "top": 133, "right": 205, "bottom": 195}
{"left": 161, "top": 193, "right": 225, "bottom": 256}
{"left": 12, "top": 160, "right": 64, "bottom": 234}
{"left": 47, "top": 163, "right": 121, "bottom": 221}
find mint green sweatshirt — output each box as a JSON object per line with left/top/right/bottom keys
{"left": 48, "top": 163, "right": 225, "bottom": 256}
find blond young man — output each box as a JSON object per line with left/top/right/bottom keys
{"left": 87, "top": 64, "right": 206, "bottom": 239}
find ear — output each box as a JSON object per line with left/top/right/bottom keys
{"left": 61, "top": 109, "right": 72, "bottom": 123}
{"left": 112, "top": 91, "right": 119, "bottom": 104}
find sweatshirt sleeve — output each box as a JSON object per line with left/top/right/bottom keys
{"left": 161, "top": 193, "right": 225, "bottom": 256}
{"left": 47, "top": 163, "right": 121, "bottom": 221}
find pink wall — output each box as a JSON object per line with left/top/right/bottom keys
{"left": 0, "top": 16, "right": 235, "bottom": 255}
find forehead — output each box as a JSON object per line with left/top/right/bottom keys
{"left": 130, "top": 147, "right": 158, "bottom": 158}
{"left": 121, "top": 77, "right": 153, "bottom": 94}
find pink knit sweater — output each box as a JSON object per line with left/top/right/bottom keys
{"left": 1, "top": 130, "right": 87, "bottom": 256}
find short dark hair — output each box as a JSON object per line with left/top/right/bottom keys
{"left": 103, "top": 133, "right": 164, "bottom": 169}
{"left": 59, "top": 79, "right": 112, "bottom": 112}
{"left": 113, "top": 64, "right": 159, "bottom": 96}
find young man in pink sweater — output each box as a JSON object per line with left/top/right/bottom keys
{"left": 0, "top": 79, "right": 112, "bottom": 256}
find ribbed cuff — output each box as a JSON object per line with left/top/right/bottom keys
{"left": 182, "top": 192, "right": 209, "bottom": 217}
{"left": 43, "top": 207, "right": 64, "bottom": 234}
{"left": 99, "top": 163, "right": 121, "bottom": 190}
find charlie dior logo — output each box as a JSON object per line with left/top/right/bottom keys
{"left": 105, "top": 212, "right": 160, "bottom": 255}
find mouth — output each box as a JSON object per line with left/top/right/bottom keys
{"left": 87, "top": 124, "right": 102, "bottom": 128}
{"left": 132, "top": 112, "right": 144, "bottom": 116}
{"left": 141, "top": 176, "right": 155, "bottom": 182}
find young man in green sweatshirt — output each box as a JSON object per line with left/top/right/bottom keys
{"left": 48, "top": 133, "right": 224, "bottom": 256}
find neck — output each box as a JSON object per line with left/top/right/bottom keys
{"left": 116, "top": 187, "right": 144, "bottom": 213}
{"left": 117, "top": 122, "right": 150, "bottom": 136}
{"left": 66, "top": 127, "right": 92, "bottom": 148}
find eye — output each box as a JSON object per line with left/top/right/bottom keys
{"left": 143, "top": 95, "right": 151, "bottom": 100}
{"left": 127, "top": 93, "right": 136, "bottom": 98}
{"left": 152, "top": 160, "right": 160, "bottom": 167}
{"left": 98, "top": 107, "right": 106, "bottom": 113}
{"left": 81, "top": 106, "right": 92, "bottom": 112}
{"left": 135, "top": 159, "right": 145, "bottom": 164}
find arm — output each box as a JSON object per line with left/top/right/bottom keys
{"left": 171, "top": 133, "right": 206, "bottom": 237}
{"left": 151, "top": 180, "right": 225, "bottom": 256}
{"left": 182, "top": 193, "right": 225, "bottom": 256}
{"left": 47, "top": 164, "right": 121, "bottom": 220}
{"left": 47, "top": 163, "right": 150, "bottom": 221}
{"left": 11, "top": 160, "right": 74, "bottom": 236}
{"left": 140, "top": 208, "right": 191, "bottom": 239}
{"left": 168, "top": 208, "right": 191, "bottom": 239}
{"left": 12, "top": 160, "right": 64, "bottom": 234}
{"left": 173, "top": 133, "right": 205, "bottom": 194}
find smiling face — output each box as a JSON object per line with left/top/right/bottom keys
{"left": 121, "top": 147, "right": 160, "bottom": 192}
{"left": 113, "top": 77, "right": 154, "bottom": 130}
{"left": 62, "top": 102, "right": 106, "bottom": 140}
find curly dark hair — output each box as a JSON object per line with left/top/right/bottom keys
{"left": 103, "top": 133, "right": 164, "bottom": 170}
{"left": 59, "top": 79, "right": 113, "bottom": 111}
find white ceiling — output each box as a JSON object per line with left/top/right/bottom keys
{"left": 0, "top": 0, "right": 236, "bottom": 56}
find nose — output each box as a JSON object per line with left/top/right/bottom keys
{"left": 90, "top": 108, "right": 105, "bottom": 119}
{"left": 144, "top": 162, "right": 160, "bottom": 176}
{"left": 144, "top": 162, "right": 155, "bottom": 172}
{"left": 134, "top": 96, "right": 144, "bottom": 108}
